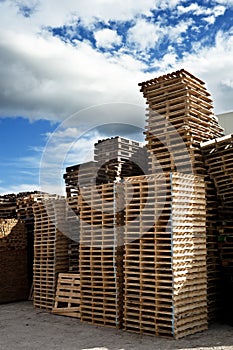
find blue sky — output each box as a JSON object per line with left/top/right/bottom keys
{"left": 0, "top": 0, "right": 233, "bottom": 194}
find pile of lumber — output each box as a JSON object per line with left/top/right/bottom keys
{"left": 94, "top": 137, "right": 148, "bottom": 182}
{"left": 33, "top": 198, "right": 71, "bottom": 311}
{"left": 139, "top": 69, "right": 223, "bottom": 175}
{"left": 64, "top": 137, "right": 148, "bottom": 199}
{"left": 124, "top": 173, "right": 207, "bottom": 338}
{"left": 79, "top": 183, "right": 124, "bottom": 328}
{"left": 201, "top": 135, "right": 233, "bottom": 324}
{"left": 0, "top": 194, "right": 17, "bottom": 218}
{"left": 0, "top": 218, "right": 29, "bottom": 302}
{"left": 64, "top": 161, "right": 98, "bottom": 198}
{"left": 201, "top": 136, "right": 233, "bottom": 267}
{"left": 3, "top": 68, "right": 229, "bottom": 338}
{"left": 201, "top": 135, "right": 233, "bottom": 207}
{"left": 139, "top": 69, "right": 224, "bottom": 322}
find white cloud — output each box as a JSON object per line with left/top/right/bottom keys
{"left": 127, "top": 19, "right": 161, "bottom": 51}
{"left": 214, "top": 0, "right": 233, "bottom": 5}
{"left": 2, "top": 0, "right": 161, "bottom": 28}
{"left": 222, "top": 78, "right": 233, "bottom": 88}
{"left": 94, "top": 28, "right": 122, "bottom": 49}
{"left": 168, "top": 19, "right": 192, "bottom": 42}
{"left": 178, "top": 30, "right": 233, "bottom": 114}
{"left": 127, "top": 18, "right": 192, "bottom": 51}
{"left": 0, "top": 0, "right": 232, "bottom": 123}
{"left": 0, "top": 27, "right": 148, "bottom": 121}
{"left": 177, "top": 3, "right": 226, "bottom": 19}
{"left": 203, "top": 15, "right": 216, "bottom": 24}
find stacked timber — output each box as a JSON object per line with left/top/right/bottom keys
{"left": 33, "top": 198, "right": 71, "bottom": 311}
{"left": 64, "top": 161, "right": 98, "bottom": 198}
{"left": 201, "top": 135, "right": 233, "bottom": 207}
{"left": 124, "top": 173, "right": 207, "bottom": 338}
{"left": 0, "top": 218, "right": 29, "bottom": 302}
{"left": 201, "top": 135, "right": 233, "bottom": 325}
{"left": 66, "top": 196, "right": 80, "bottom": 273}
{"left": 139, "top": 69, "right": 224, "bottom": 175}
{"left": 201, "top": 136, "right": 233, "bottom": 267}
{"left": 0, "top": 194, "right": 17, "bottom": 218}
{"left": 79, "top": 182, "right": 124, "bottom": 328}
{"left": 64, "top": 137, "right": 148, "bottom": 199}
{"left": 94, "top": 137, "right": 148, "bottom": 182}
{"left": 16, "top": 191, "right": 44, "bottom": 223}
{"left": 139, "top": 69, "right": 224, "bottom": 322}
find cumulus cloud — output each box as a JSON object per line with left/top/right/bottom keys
{"left": 94, "top": 28, "right": 122, "bottom": 48}
{"left": 127, "top": 19, "right": 161, "bottom": 51}
{"left": 179, "top": 30, "right": 233, "bottom": 114}
{"left": 3, "top": 0, "right": 160, "bottom": 28}
{"left": 0, "top": 0, "right": 232, "bottom": 124}
{"left": 0, "top": 27, "right": 147, "bottom": 121}
{"left": 177, "top": 3, "right": 226, "bottom": 17}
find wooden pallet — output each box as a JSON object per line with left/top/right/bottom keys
{"left": 52, "top": 273, "right": 80, "bottom": 317}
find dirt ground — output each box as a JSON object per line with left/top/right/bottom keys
{"left": 0, "top": 302, "right": 233, "bottom": 350}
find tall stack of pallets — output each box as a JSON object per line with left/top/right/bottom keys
{"left": 201, "top": 136, "right": 233, "bottom": 268}
{"left": 201, "top": 135, "right": 233, "bottom": 208}
{"left": 201, "top": 135, "right": 233, "bottom": 324}
{"left": 124, "top": 173, "right": 207, "bottom": 338}
{"left": 139, "top": 69, "right": 224, "bottom": 322}
{"left": 79, "top": 182, "right": 124, "bottom": 328}
{"left": 139, "top": 69, "right": 223, "bottom": 175}
{"left": 33, "top": 198, "right": 71, "bottom": 311}
{"left": 16, "top": 192, "right": 46, "bottom": 286}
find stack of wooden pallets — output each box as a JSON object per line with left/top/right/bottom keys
{"left": 64, "top": 138, "right": 148, "bottom": 199}
{"left": 33, "top": 198, "right": 71, "bottom": 311}
{"left": 124, "top": 173, "right": 207, "bottom": 338}
{"left": 201, "top": 135, "right": 233, "bottom": 268}
{"left": 0, "top": 218, "right": 29, "bottom": 302}
{"left": 94, "top": 137, "right": 147, "bottom": 182}
{"left": 201, "top": 135, "right": 233, "bottom": 324}
{"left": 79, "top": 182, "right": 124, "bottom": 328}
{"left": 139, "top": 69, "right": 223, "bottom": 175}
{"left": 64, "top": 161, "right": 98, "bottom": 198}
{"left": 139, "top": 69, "right": 224, "bottom": 322}
{"left": 66, "top": 196, "right": 80, "bottom": 273}
{"left": 16, "top": 191, "right": 46, "bottom": 287}
{"left": 201, "top": 135, "right": 233, "bottom": 207}
{"left": 0, "top": 194, "right": 17, "bottom": 218}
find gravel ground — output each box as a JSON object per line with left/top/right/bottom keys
{"left": 0, "top": 301, "right": 233, "bottom": 350}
